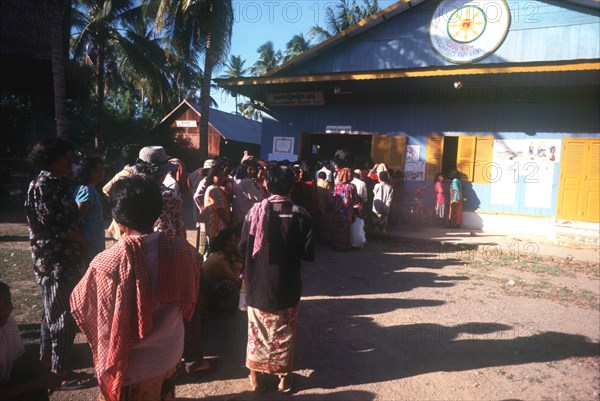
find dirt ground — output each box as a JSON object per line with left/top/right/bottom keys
{"left": 2, "top": 219, "right": 599, "bottom": 401}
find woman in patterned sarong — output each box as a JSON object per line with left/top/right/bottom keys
{"left": 331, "top": 168, "right": 360, "bottom": 250}
{"left": 239, "top": 165, "right": 314, "bottom": 393}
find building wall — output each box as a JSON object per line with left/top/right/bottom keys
{"left": 286, "top": 0, "right": 600, "bottom": 75}
{"left": 261, "top": 98, "right": 599, "bottom": 219}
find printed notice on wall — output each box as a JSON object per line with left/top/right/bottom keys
{"left": 489, "top": 161, "right": 518, "bottom": 206}
{"left": 524, "top": 161, "right": 554, "bottom": 209}
{"left": 404, "top": 145, "right": 425, "bottom": 181}
{"left": 490, "top": 139, "right": 561, "bottom": 208}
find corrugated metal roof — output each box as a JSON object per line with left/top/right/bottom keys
{"left": 158, "top": 100, "right": 261, "bottom": 145}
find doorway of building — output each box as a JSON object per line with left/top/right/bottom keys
{"left": 441, "top": 136, "right": 458, "bottom": 176}
{"left": 299, "top": 133, "right": 373, "bottom": 165}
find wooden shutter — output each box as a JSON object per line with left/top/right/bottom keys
{"left": 388, "top": 136, "right": 407, "bottom": 172}
{"left": 557, "top": 138, "right": 587, "bottom": 220}
{"left": 425, "top": 134, "right": 444, "bottom": 181}
{"left": 583, "top": 140, "right": 600, "bottom": 222}
{"left": 473, "top": 136, "right": 494, "bottom": 183}
{"left": 371, "top": 135, "right": 388, "bottom": 165}
{"left": 457, "top": 136, "right": 476, "bottom": 181}
{"left": 371, "top": 135, "right": 407, "bottom": 172}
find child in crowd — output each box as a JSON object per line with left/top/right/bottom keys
{"left": 433, "top": 173, "right": 446, "bottom": 226}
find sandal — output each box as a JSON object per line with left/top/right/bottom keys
{"left": 185, "top": 358, "right": 218, "bottom": 374}
{"left": 278, "top": 374, "right": 293, "bottom": 393}
{"left": 57, "top": 372, "right": 96, "bottom": 391}
{"left": 248, "top": 372, "right": 265, "bottom": 393}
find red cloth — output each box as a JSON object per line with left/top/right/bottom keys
{"left": 70, "top": 233, "right": 199, "bottom": 401}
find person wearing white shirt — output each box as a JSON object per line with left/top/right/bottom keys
{"left": 351, "top": 169, "right": 368, "bottom": 204}
{"left": 314, "top": 160, "right": 333, "bottom": 183}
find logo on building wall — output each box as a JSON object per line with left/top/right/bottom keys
{"left": 429, "top": 0, "right": 511, "bottom": 64}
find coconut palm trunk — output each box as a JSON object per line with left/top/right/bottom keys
{"left": 199, "top": 32, "right": 213, "bottom": 161}
{"left": 95, "top": 41, "right": 106, "bottom": 152}
{"left": 47, "top": 0, "right": 69, "bottom": 139}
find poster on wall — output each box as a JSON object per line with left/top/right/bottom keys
{"left": 524, "top": 161, "right": 555, "bottom": 209}
{"left": 489, "top": 162, "right": 518, "bottom": 206}
{"left": 490, "top": 139, "right": 561, "bottom": 207}
{"left": 404, "top": 145, "right": 425, "bottom": 181}
{"left": 493, "top": 139, "right": 561, "bottom": 163}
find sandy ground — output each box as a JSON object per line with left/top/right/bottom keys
{"left": 42, "top": 231, "right": 599, "bottom": 401}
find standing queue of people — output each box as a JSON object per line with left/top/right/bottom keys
{"left": 4, "top": 138, "right": 315, "bottom": 400}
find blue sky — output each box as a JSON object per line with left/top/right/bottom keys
{"left": 215, "top": 0, "right": 398, "bottom": 113}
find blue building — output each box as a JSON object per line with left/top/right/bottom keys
{"left": 217, "top": 0, "right": 599, "bottom": 241}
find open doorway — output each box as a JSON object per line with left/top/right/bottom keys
{"left": 441, "top": 136, "right": 458, "bottom": 176}
{"left": 299, "top": 133, "right": 373, "bottom": 165}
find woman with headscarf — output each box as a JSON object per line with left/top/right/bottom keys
{"left": 331, "top": 167, "right": 360, "bottom": 251}
{"left": 238, "top": 165, "right": 314, "bottom": 393}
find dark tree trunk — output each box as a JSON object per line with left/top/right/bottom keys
{"left": 46, "top": 0, "right": 69, "bottom": 139}
{"left": 95, "top": 42, "right": 105, "bottom": 152}
{"left": 199, "top": 33, "right": 213, "bottom": 161}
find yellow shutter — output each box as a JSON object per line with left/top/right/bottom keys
{"left": 473, "top": 136, "right": 494, "bottom": 183}
{"left": 425, "top": 134, "right": 444, "bottom": 181}
{"left": 371, "top": 135, "right": 388, "bottom": 165}
{"left": 457, "top": 136, "right": 476, "bottom": 181}
{"left": 582, "top": 140, "right": 600, "bottom": 222}
{"left": 388, "top": 136, "right": 407, "bottom": 172}
{"left": 371, "top": 135, "right": 407, "bottom": 172}
{"left": 557, "top": 138, "right": 587, "bottom": 220}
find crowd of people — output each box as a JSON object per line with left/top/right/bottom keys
{"left": 1, "top": 137, "right": 466, "bottom": 400}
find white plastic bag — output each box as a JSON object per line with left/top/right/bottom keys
{"left": 238, "top": 283, "right": 247, "bottom": 311}
{"left": 351, "top": 217, "right": 367, "bottom": 248}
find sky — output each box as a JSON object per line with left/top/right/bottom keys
{"left": 214, "top": 0, "right": 398, "bottom": 114}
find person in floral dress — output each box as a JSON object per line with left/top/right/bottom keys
{"left": 24, "top": 138, "right": 91, "bottom": 387}
{"left": 331, "top": 167, "right": 360, "bottom": 250}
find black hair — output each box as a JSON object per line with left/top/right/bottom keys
{"left": 209, "top": 228, "right": 236, "bottom": 253}
{"left": 353, "top": 170, "right": 361, "bottom": 179}
{"left": 378, "top": 171, "right": 389, "bottom": 182}
{"left": 109, "top": 175, "right": 163, "bottom": 232}
{"left": 267, "top": 165, "right": 295, "bottom": 195}
{"left": 318, "top": 171, "right": 327, "bottom": 180}
{"left": 26, "top": 138, "right": 74, "bottom": 170}
{"left": 234, "top": 159, "right": 259, "bottom": 180}
{"left": 74, "top": 156, "right": 104, "bottom": 185}
{"left": 0, "top": 281, "right": 9, "bottom": 299}
{"left": 122, "top": 144, "right": 141, "bottom": 166}
{"left": 434, "top": 173, "right": 443, "bottom": 181}
{"left": 207, "top": 164, "right": 225, "bottom": 185}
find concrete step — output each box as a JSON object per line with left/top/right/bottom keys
{"left": 551, "top": 221, "right": 600, "bottom": 249}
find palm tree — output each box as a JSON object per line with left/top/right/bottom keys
{"left": 283, "top": 34, "right": 312, "bottom": 63}
{"left": 154, "top": 0, "right": 233, "bottom": 161}
{"left": 238, "top": 100, "right": 263, "bottom": 121}
{"left": 46, "top": 0, "right": 71, "bottom": 140}
{"left": 220, "top": 55, "right": 247, "bottom": 114}
{"left": 251, "top": 41, "right": 282, "bottom": 76}
{"left": 309, "top": 0, "right": 380, "bottom": 43}
{"left": 72, "top": 0, "right": 174, "bottom": 151}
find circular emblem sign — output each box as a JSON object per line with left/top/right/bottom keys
{"left": 430, "top": 0, "right": 511, "bottom": 64}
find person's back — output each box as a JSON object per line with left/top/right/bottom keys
{"left": 242, "top": 200, "right": 313, "bottom": 312}
{"left": 70, "top": 176, "right": 198, "bottom": 401}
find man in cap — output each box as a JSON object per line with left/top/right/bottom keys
{"left": 192, "top": 159, "right": 216, "bottom": 256}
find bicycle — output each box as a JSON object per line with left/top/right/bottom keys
{"left": 407, "top": 186, "right": 430, "bottom": 230}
